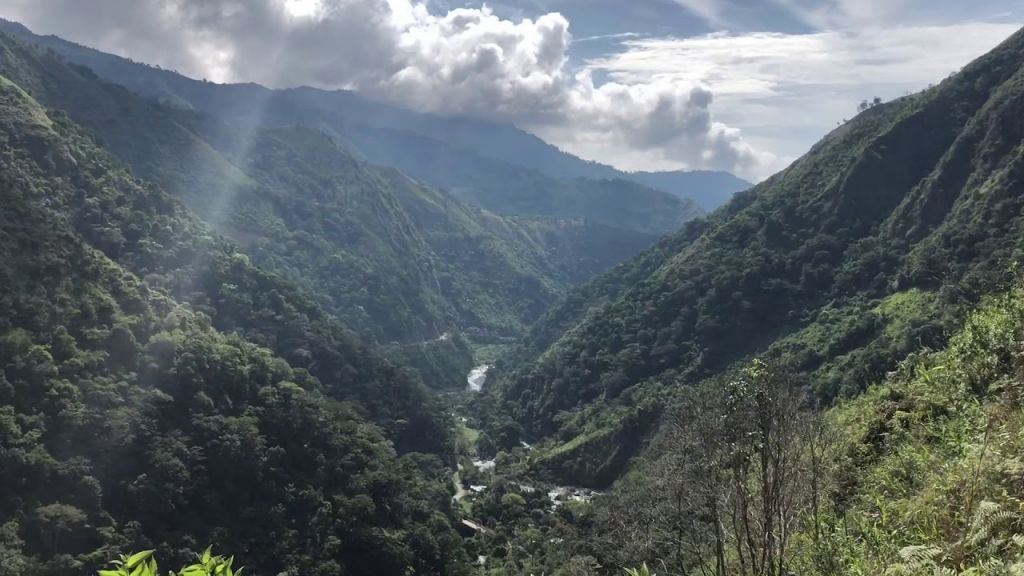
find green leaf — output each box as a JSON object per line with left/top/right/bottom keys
{"left": 201, "top": 546, "right": 212, "bottom": 564}
{"left": 126, "top": 550, "right": 155, "bottom": 570}
{"left": 98, "top": 570, "right": 122, "bottom": 576}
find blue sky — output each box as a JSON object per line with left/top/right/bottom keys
{"left": 3, "top": 0, "right": 1023, "bottom": 179}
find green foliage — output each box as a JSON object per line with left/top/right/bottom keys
{"left": 98, "top": 548, "right": 242, "bottom": 576}
{"left": 383, "top": 331, "right": 475, "bottom": 390}
{"left": 0, "top": 67, "right": 468, "bottom": 575}
{"left": 784, "top": 284, "right": 1024, "bottom": 575}
{"left": 489, "top": 25, "right": 1024, "bottom": 485}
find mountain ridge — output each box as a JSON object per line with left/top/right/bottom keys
{"left": 483, "top": 24, "right": 1024, "bottom": 487}
{"left": 0, "top": 18, "right": 747, "bottom": 215}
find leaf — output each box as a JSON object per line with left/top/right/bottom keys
{"left": 201, "top": 546, "right": 212, "bottom": 564}
{"left": 126, "top": 550, "right": 155, "bottom": 570}
{"left": 98, "top": 570, "right": 123, "bottom": 576}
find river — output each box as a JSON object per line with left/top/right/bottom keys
{"left": 466, "top": 365, "right": 490, "bottom": 392}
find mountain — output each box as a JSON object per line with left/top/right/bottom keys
{"left": 484, "top": 25, "right": 1024, "bottom": 487}
{"left": 623, "top": 169, "right": 754, "bottom": 212}
{"left": 286, "top": 86, "right": 751, "bottom": 210}
{"left": 0, "top": 70, "right": 470, "bottom": 575}
{"left": 0, "top": 18, "right": 733, "bottom": 222}
{"left": 500, "top": 283, "right": 1024, "bottom": 576}
{"left": 338, "top": 121, "right": 700, "bottom": 235}
{"left": 0, "top": 28, "right": 662, "bottom": 348}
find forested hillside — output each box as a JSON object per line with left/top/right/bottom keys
{"left": 476, "top": 285, "right": 1024, "bottom": 575}
{"left": 341, "top": 123, "right": 703, "bottom": 235}
{"left": 487, "top": 26, "right": 1024, "bottom": 486}
{"left": 0, "top": 30, "right": 662, "bottom": 346}
{"left": 0, "top": 73, "right": 472, "bottom": 574}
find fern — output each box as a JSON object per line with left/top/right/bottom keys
{"left": 969, "top": 501, "right": 1023, "bottom": 548}
{"left": 888, "top": 545, "right": 945, "bottom": 575}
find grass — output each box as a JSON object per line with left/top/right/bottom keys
{"left": 875, "top": 289, "right": 936, "bottom": 340}
{"left": 471, "top": 342, "right": 515, "bottom": 365}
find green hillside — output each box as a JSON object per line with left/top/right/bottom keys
{"left": 0, "top": 73, "right": 472, "bottom": 574}
{"left": 4, "top": 11, "right": 1024, "bottom": 576}
{"left": 476, "top": 284, "right": 1024, "bottom": 576}
{"left": 488, "top": 27, "right": 1024, "bottom": 486}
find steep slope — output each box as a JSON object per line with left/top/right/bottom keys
{"left": 513, "top": 285, "right": 1024, "bottom": 576}
{"left": 0, "top": 74, "right": 467, "bottom": 575}
{"left": 787, "top": 285, "right": 1024, "bottom": 575}
{"left": 0, "top": 19, "right": 722, "bottom": 223}
{"left": 236, "top": 126, "right": 657, "bottom": 341}
{"left": 0, "top": 30, "right": 659, "bottom": 346}
{"left": 488, "top": 26, "right": 1024, "bottom": 486}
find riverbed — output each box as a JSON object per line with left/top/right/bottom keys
{"left": 467, "top": 365, "right": 490, "bottom": 392}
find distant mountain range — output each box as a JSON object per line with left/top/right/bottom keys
{"left": 0, "top": 18, "right": 750, "bottom": 215}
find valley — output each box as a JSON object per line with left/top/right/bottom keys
{"left": 1, "top": 8, "right": 1024, "bottom": 576}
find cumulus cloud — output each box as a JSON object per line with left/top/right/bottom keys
{"left": 533, "top": 76, "right": 775, "bottom": 178}
{"left": 0, "top": 0, "right": 774, "bottom": 179}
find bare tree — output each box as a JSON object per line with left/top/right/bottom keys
{"left": 609, "top": 360, "right": 832, "bottom": 576}
{"left": 724, "top": 359, "right": 813, "bottom": 576}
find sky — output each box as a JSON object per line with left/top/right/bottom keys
{"left": 1, "top": 0, "right": 1022, "bottom": 181}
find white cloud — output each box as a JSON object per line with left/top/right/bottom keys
{"left": 590, "top": 24, "right": 1022, "bottom": 95}
{"left": 529, "top": 75, "right": 778, "bottom": 179}
{"left": 584, "top": 21, "right": 1023, "bottom": 166}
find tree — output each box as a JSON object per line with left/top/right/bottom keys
{"left": 858, "top": 96, "right": 884, "bottom": 113}
{"left": 605, "top": 360, "right": 830, "bottom": 576}
{"left": 33, "top": 503, "right": 86, "bottom": 557}
{"left": 724, "top": 359, "right": 808, "bottom": 576}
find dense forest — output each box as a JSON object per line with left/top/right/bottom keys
{"left": 2, "top": 10, "right": 1024, "bottom": 576}
{"left": 0, "top": 71, "right": 467, "bottom": 574}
